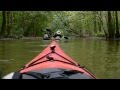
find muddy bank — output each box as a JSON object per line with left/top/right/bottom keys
{"left": 0, "top": 37, "right": 43, "bottom": 41}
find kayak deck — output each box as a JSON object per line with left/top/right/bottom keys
{"left": 19, "top": 41, "right": 96, "bottom": 79}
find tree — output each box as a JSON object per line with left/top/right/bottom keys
{"left": 6, "top": 11, "right": 12, "bottom": 37}
{"left": 107, "top": 11, "right": 115, "bottom": 38}
{"left": 0, "top": 11, "right": 6, "bottom": 37}
{"left": 0, "top": 11, "right": 13, "bottom": 37}
{"left": 115, "top": 11, "right": 120, "bottom": 38}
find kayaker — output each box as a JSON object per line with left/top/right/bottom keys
{"left": 46, "top": 29, "right": 52, "bottom": 38}
{"left": 53, "top": 30, "right": 62, "bottom": 40}
{"left": 43, "top": 33, "right": 49, "bottom": 40}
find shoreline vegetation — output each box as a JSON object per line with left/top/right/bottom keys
{"left": 0, "top": 11, "right": 120, "bottom": 41}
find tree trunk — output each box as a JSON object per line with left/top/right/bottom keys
{"left": 98, "top": 12, "right": 102, "bottom": 32}
{"left": 93, "top": 11, "right": 97, "bottom": 33}
{"left": 107, "top": 11, "right": 114, "bottom": 38}
{"left": 6, "top": 11, "right": 11, "bottom": 37}
{"left": 98, "top": 11, "right": 108, "bottom": 37}
{"left": 115, "top": 11, "right": 120, "bottom": 38}
{"left": 0, "top": 11, "right": 6, "bottom": 37}
{"left": 0, "top": 11, "right": 12, "bottom": 37}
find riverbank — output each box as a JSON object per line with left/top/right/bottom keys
{"left": 0, "top": 37, "right": 43, "bottom": 41}
{"left": 76, "top": 36, "right": 120, "bottom": 41}
{"left": 0, "top": 36, "right": 120, "bottom": 41}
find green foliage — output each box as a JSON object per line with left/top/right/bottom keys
{"left": 0, "top": 11, "right": 120, "bottom": 38}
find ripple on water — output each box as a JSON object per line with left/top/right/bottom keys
{"left": 0, "top": 59, "right": 14, "bottom": 62}
{"left": 39, "top": 45, "right": 48, "bottom": 47}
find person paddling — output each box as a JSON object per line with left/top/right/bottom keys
{"left": 43, "top": 33, "right": 49, "bottom": 40}
{"left": 53, "top": 30, "right": 62, "bottom": 40}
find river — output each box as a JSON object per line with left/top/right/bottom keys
{"left": 0, "top": 38, "right": 120, "bottom": 79}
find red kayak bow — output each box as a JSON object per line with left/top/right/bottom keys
{"left": 19, "top": 41, "right": 96, "bottom": 79}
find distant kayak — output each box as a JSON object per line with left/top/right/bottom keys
{"left": 43, "top": 38, "right": 50, "bottom": 40}
{"left": 3, "top": 41, "right": 96, "bottom": 79}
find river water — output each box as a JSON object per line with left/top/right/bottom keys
{"left": 0, "top": 38, "right": 120, "bottom": 79}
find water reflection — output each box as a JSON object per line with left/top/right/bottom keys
{"left": 104, "top": 41, "right": 120, "bottom": 79}
{"left": 107, "top": 41, "right": 120, "bottom": 53}
{"left": 0, "top": 41, "right": 12, "bottom": 78}
{"left": 0, "top": 41, "right": 7, "bottom": 60}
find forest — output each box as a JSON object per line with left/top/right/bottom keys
{"left": 0, "top": 11, "right": 120, "bottom": 39}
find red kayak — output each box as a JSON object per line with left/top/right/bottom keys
{"left": 3, "top": 41, "right": 96, "bottom": 79}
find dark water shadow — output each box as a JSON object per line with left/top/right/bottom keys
{"left": 104, "top": 40, "right": 120, "bottom": 78}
